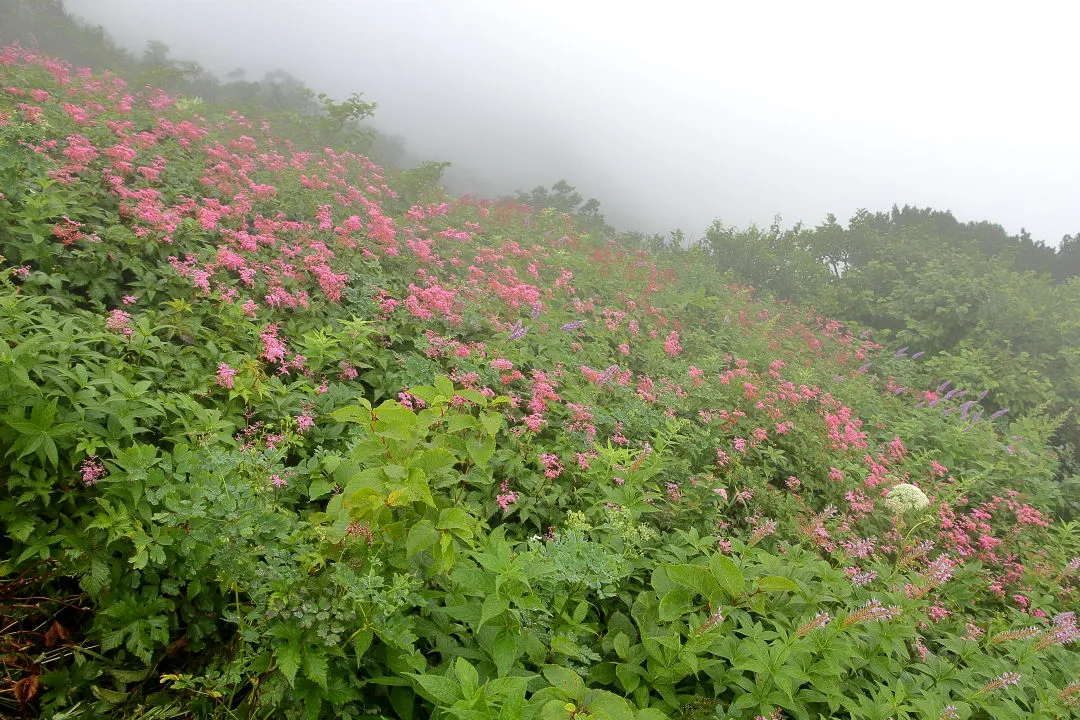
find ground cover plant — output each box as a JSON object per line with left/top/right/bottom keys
{"left": 1, "top": 44, "right": 1078, "bottom": 719}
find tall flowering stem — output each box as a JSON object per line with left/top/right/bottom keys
{"left": 841, "top": 599, "right": 902, "bottom": 627}
{"left": 977, "top": 671, "right": 1021, "bottom": 694}
{"left": 795, "top": 612, "right": 830, "bottom": 638}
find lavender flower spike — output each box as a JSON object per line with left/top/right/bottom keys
{"left": 508, "top": 321, "right": 527, "bottom": 341}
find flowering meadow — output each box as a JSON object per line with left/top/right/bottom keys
{"left": 0, "top": 45, "right": 1078, "bottom": 720}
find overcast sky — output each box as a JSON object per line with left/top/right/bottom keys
{"left": 67, "top": 0, "right": 1080, "bottom": 244}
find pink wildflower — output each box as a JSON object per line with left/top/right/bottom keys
{"left": 496, "top": 480, "right": 518, "bottom": 511}
{"left": 663, "top": 331, "right": 682, "bottom": 356}
{"left": 105, "top": 308, "right": 133, "bottom": 337}
{"left": 79, "top": 456, "right": 107, "bottom": 486}
{"left": 216, "top": 363, "right": 237, "bottom": 389}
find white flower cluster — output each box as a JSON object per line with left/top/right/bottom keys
{"left": 884, "top": 483, "right": 930, "bottom": 514}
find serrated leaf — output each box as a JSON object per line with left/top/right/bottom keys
{"left": 491, "top": 633, "right": 520, "bottom": 677}
{"left": 615, "top": 663, "right": 641, "bottom": 693}
{"left": 447, "top": 413, "right": 476, "bottom": 433}
{"left": 302, "top": 648, "right": 329, "bottom": 689}
{"left": 453, "top": 657, "right": 478, "bottom": 696}
{"left": 276, "top": 643, "right": 301, "bottom": 686}
{"left": 351, "top": 626, "right": 373, "bottom": 661}
{"left": 437, "top": 507, "right": 474, "bottom": 532}
{"left": 494, "top": 676, "right": 528, "bottom": 719}
{"left": 6, "top": 516, "right": 34, "bottom": 542}
{"left": 82, "top": 558, "right": 110, "bottom": 596}
{"left": 414, "top": 448, "right": 458, "bottom": 477}
{"left": 389, "top": 686, "right": 414, "bottom": 720}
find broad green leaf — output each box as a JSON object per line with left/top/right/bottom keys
{"left": 410, "top": 673, "right": 459, "bottom": 705}
{"left": 612, "top": 632, "right": 630, "bottom": 659}
{"left": 329, "top": 404, "right": 370, "bottom": 424}
{"left": 657, "top": 588, "right": 692, "bottom": 622}
{"left": 665, "top": 563, "right": 721, "bottom": 600}
{"left": 480, "top": 410, "right": 503, "bottom": 438}
{"left": 454, "top": 657, "right": 479, "bottom": 696}
{"left": 406, "top": 520, "right": 440, "bottom": 557}
{"left": 306, "top": 477, "right": 333, "bottom": 500}
{"left": 434, "top": 375, "right": 455, "bottom": 398}
{"left": 491, "top": 634, "right": 520, "bottom": 677}
{"left": 351, "top": 626, "right": 374, "bottom": 661}
{"left": 542, "top": 665, "right": 584, "bottom": 697}
{"left": 708, "top": 554, "right": 745, "bottom": 599}
{"left": 479, "top": 595, "right": 510, "bottom": 631}
{"left": 467, "top": 434, "right": 496, "bottom": 466}
{"left": 756, "top": 575, "right": 799, "bottom": 592}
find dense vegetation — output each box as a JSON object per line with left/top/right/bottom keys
{"left": 1, "top": 11, "right": 1079, "bottom": 720}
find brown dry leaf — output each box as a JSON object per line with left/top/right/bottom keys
{"left": 13, "top": 674, "right": 40, "bottom": 705}
{"left": 43, "top": 621, "right": 69, "bottom": 647}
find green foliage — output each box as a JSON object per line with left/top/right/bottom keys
{"left": 0, "top": 39, "right": 1077, "bottom": 720}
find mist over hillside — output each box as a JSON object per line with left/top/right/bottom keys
{"left": 62, "top": 0, "right": 1080, "bottom": 243}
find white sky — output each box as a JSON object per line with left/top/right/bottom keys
{"left": 67, "top": 0, "right": 1080, "bottom": 244}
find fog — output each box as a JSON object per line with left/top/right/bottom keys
{"left": 66, "top": 0, "right": 1080, "bottom": 242}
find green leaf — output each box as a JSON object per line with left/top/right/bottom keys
{"left": 453, "top": 657, "right": 479, "bottom": 696}
{"left": 402, "top": 467, "right": 435, "bottom": 507}
{"left": 665, "top": 563, "right": 721, "bottom": 600}
{"left": 756, "top": 575, "right": 799, "bottom": 593}
{"left": 480, "top": 410, "right": 503, "bottom": 438}
{"left": 389, "top": 686, "right": 415, "bottom": 720}
{"left": 491, "top": 633, "right": 520, "bottom": 677}
{"left": 708, "top": 554, "right": 745, "bottom": 599}
{"left": 410, "top": 673, "right": 459, "bottom": 705}
{"left": 414, "top": 448, "right": 458, "bottom": 477}
{"left": 479, "top": 595, "right": 510, "bottom": 631}
{"left": 276, "top": 643, "right": 301, "bottom": 687}
{"left": 406, "top": 520, "right": 440, "bottom": 557}
{"left": 307, "top": 477, "right": 333, "bottom": 500}
{"left": 434, "top": 375, "right": 455, "bottom": 398}
{"left": 467, "top": 434, "right": 495, "bottom": 466}
{"left": 542, "top": 665, "right": 584, "bottom": 697}
{"left": 615, "top": 663, "right": 641, "bottom": 693}
{"left": 457, "top": 388, "right": 488, "bottom": 406}
{"left": 302, "top": 648, "right": 329, "bottom": 689}
{"left": 447, "top": 413, "right": 476, "bottom": 433}
{"left": 373, "top": 404, "right": 418, "bottom": 440}
{"left": 351, "top": 626, "right": 374, "bottom": 661}
{"left": 657, "top": 588, "right": 692, "bottom": 622}
{"left": 437, "top": 507, "right": 475, "bottom": 534}
{"left": 612, "top": 632, "right": 630, "bottom": 660}
{"left": 91, "top": 685, "right": 129, "bottom": 704}
{"left": 494, "top": 676, "right": 528, "bottom": 719}
{"left": 329, "top": 404, "right": 370, "bottom": 424}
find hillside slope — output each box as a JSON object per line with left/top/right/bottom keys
{"left": 1, "top": 45, "right": 1078, "bottom": 720}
